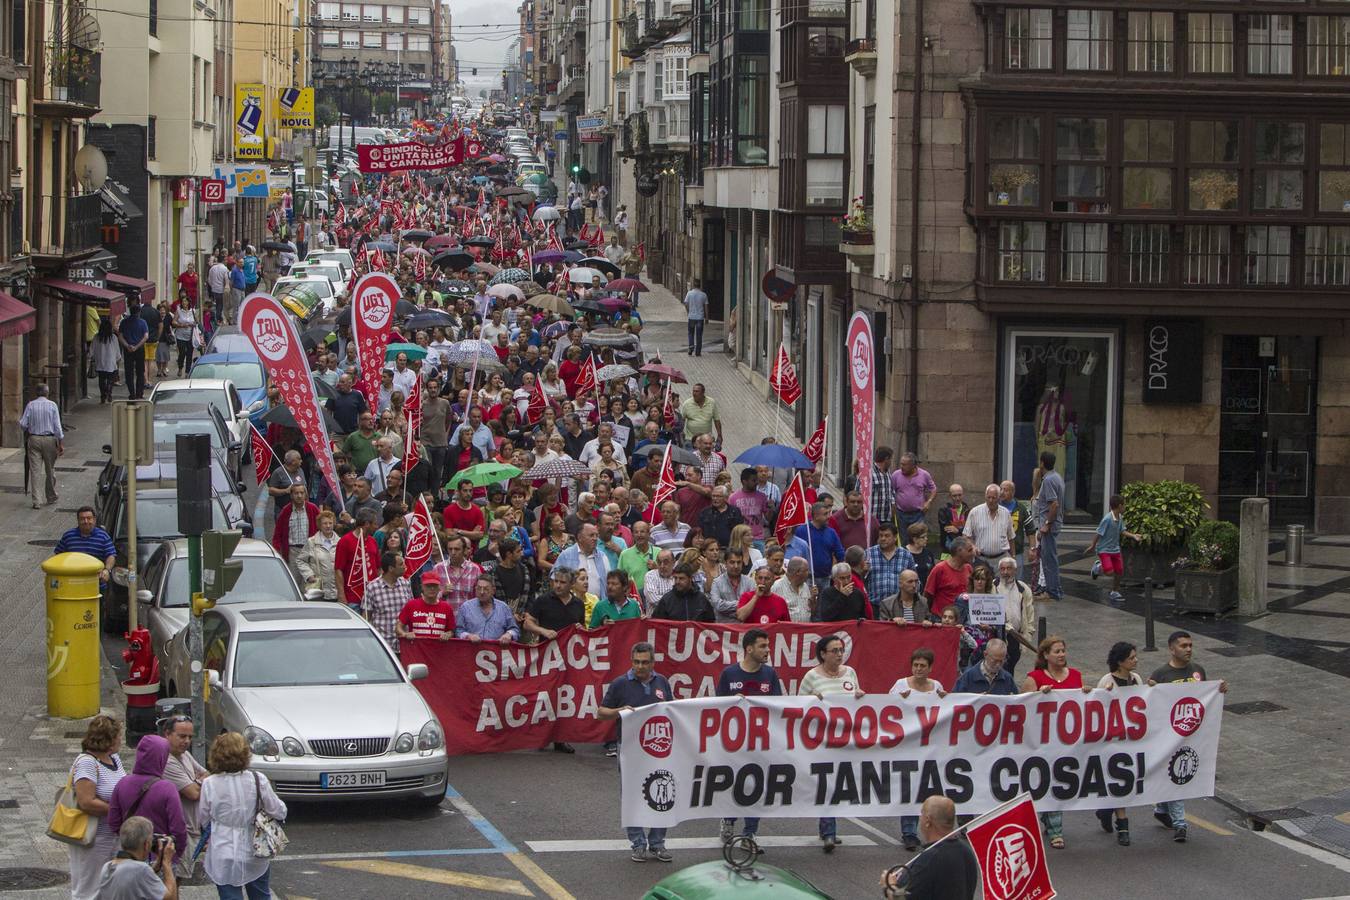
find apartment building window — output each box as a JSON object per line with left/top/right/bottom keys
{"left": 1066, "top": 10, "right": 1112, "bottom": 71}
{"left": 1320, "top": 123, "right": 1350, "bottom": 212}
{"left": 409, "top": 7, "right": 430, "bottom": 25}
{"left": 1253, "top": 120, "right": 1305, "bottom": 211}
{"left": 1245, "top": 225, "right": 1292, "bottom": 284}
{"left": 805, "top": 216, "right": 841, "bottom": 247}
{"left": 318, "top": 2, "right": 339, "bottom": 19}
{"left": 1127, "top": 12, "right": 1172, "bottom": 73}
{"left": 738, "top": 0, "right": 769, "bottom": 31}
{"left": 386, "top": 6, "right": 404, "bottom": 23}
{"left": 863, "top": 106, "right": 876, "bottom": 202}
{"left": 736, "top": 56, "right": 770, "bottom": 165}
{"left": 1061, "top": 222, "right": 1108, "bottom": 282}
{"left": 806, "top": 104, "right": 845, "bottom": 205}
{"left": 341, "top": 3, "right": 359, "bottom": 20}
{"left": 998, "top": 222, "right": 1047, "bottom": 281}
{"left": 635, "top": 70, "right": 646, "bottom": 110}
{"left": 666, "top": 55, "right": 688, "bottom": 96}
{"left": 1005, "top": 9, "right": 1052, "bottom": 70}
{"left": 1122, "top": 223, "right": 1171, "bottom": 284}
{"left": 1305, "top": 226, "right": 1350, "bottom": 285}
{"left": 669, "top": 103, "right": 689, "bottom": 140}
{"left": 1054, "top": 117, "right": 1108, "bottom": 211}
{"left": 387, "top": 33, "right": 404, "bottom": 51}
{"left": 192, "top": 60, "right": 200, "bottom": 120}
{"left": 1188, "top": 119, "right": 1240, "bottom": 211}
{"left": 322, "top": 30, "right": 339, "bottom": 46}
{"left": 148, "top": 116, "right": 157, "bottom": 161}
{"left": 363, "top": 32, "right": 382, "bottom": 48}
{"left": 341, "top": 30, "right": 359, "bottom": 48}
{"left": 988, "top": 114, "right": 1040, "bottom": 207}
{"left": 618, "top": 90, "right": 627, "bottom": 118}
{"left": 409, "top": 34, "right": 430, "bottom": 51}
{"left": 12, "top": 0, "right": 24, "bottom": 65}
{"left": 150, "top": 0, "right": 158, "bottom": 35}
{"left": 654, "top": 58, "right": 663, "bottom": 101}
{"left": 1122, "top": 118, "right": 1174, "bottom": 210}
{"left": 1187, "top": 13, "right": 1233, "bottom": 75}
{"left": 1184, "top": 225, "right": 1230, "bottom": 284}
{"left": 652, "top": 107, "right": 667, "bottom": 141}
{"left": 1308, "top": 16, "right": 1350, "bottom": 77}
{"left": 362, "top": 4, "right": 380, "bottom": 21}
{"left": 1248, "top": 14, "right": 1293, "bottom": 75}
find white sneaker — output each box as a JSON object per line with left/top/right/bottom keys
{"left": 1090, "top": 560, "right": 1102, "bottom": 579}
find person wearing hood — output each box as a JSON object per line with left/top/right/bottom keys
{"left": 107, "top": 735, "right": 188, "bottom": 864}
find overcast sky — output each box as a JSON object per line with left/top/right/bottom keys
{"left": 451, "top": 0, "right": 520, "bottom": 95}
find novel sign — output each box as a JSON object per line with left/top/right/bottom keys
{"left": 1142, "top": 319, "right": 1203, "bottom": 404}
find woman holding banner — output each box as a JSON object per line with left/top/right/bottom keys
{"left": 1021, "top": 635, "right": 1087, "bottom": 849}
{"left": 1094, "top": 641, "right": 1149, "bottom": 846}
{"left": 798, "top": 634, "right": 866, "bottom": 853}
{"left": 889, "top": 647, "right": 947, "bottom": 850}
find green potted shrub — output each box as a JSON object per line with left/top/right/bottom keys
{"left": 1173, "top": 519, "right": 1240, "bottom": 613}
{"left": 1119, "top": 480, "right": 1209, "bottom": 586}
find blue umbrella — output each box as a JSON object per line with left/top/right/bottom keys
{"left": 472, "top": 175, "right": 489, "bottom": 184}
{"left": 733, "top": 445, "right": 815, "bottom": 470}
{"left": 562, "top": 250, "right": 585, "bottom": 263}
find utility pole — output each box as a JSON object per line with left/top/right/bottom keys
{"left": 111, "top": 401, "right": 153, "bottom": 630}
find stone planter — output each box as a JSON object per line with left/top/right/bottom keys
{"left": 1173, "top": 565, "right": 1238, "bottom": 614}
{"left": 841, "top": 228, "right": 873, "bottom": 246}
{"left": 1121, "top": 545, "right": 1182, "bottom": 587}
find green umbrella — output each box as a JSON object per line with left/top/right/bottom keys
{"left": 385, "top": 342, "right": 427, "bottom": 362}
{"left": 444, "top": 462, "right": 523, "bottom": 490}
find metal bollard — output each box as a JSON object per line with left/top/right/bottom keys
{"left": 1285, "top": 524, "right": 1305, "bottom": 566}
{"left": 1143, "top": 576, "right": 1156, "bottom": 651}
{"left": 1037, "top": 615, "right": 1047, "bottom": 646}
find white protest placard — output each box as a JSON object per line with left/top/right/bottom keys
{"left": 967, "top": 593, "right": 1006, "bottom": 627}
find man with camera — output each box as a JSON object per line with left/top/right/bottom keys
{"left": 96, "top": 815, "right": 179, "bottom": 899}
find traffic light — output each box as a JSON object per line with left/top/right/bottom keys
{"left": 202, "top": 529, "right": 244, "bottom": 603}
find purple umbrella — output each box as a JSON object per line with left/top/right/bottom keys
{"left": 532, "top": 249, "right": 566, "bottom": 264}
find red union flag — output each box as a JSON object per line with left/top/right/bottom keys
{"left": 847, "top": 312, "right": 876, "bottom": 535}
{"left": 249, "top": 422, "right": 273, "bottom": 487}
{"left": 964, "top": 794, "right": 1057, "bottom": 900}
{"left": 803, "top": 417, "right": 827, "bottom": 464}
{"left": 769, "top": 342, "right": 802, "bottom": 406}
{"left": 351, "top": 273, "right": 399, "bottom": 410}
{"left": 403, "top": 495, "right": 436, "bottom": 578}
{"left": 575, "top": 354, "right": 597, "bottom": 397}
{"left": 646, "top": 443, "right": 678, "bottom": 523}
{"left": 775, "top": 473, "right": 810, "bottom": 544}
{"left": 239, "top": 293, "right": 341, "bottom": 501}
{"left": 527, "top": 372, "right": 549, "bottom": 424}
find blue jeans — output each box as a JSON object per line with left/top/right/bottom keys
{"left": 1039, "top": 530, "right": 1062, "bottom": 599}
{"left": 687, "top": 319, "right": 705, "bottom": 354}
{"left": 1155, "top": 800, "right": 1185, "bottom": 828}
{"left": 901, "top": 816, "right": 919, "bottom": 842}
{"left": 819, "top": 817, "right": 836, "bottom": 840}
{"left": 215, "top": 868, "right": 271, "bottom": 900}
{"left": 626, "top": 826, "right": 668, "bottom": 850}
{"left": 897, "top": 509, "right": 925, "bottom": 539}
{"left": 722, "top": 817, "right": 761, "bottom": 837}
{"left": 1040, "top": 811, "right": 1063, "bottom": 839}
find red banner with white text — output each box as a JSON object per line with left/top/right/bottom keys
{"left": 401, "top": 619, "right": 959, "bottom": 756}
{"left": 350, "top": 273, "right": 399, "bottom": 412}
{"left": 358, "top": 138, "right": 464, "bottom": 173}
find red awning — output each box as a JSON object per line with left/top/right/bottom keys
{"left": 107, "top": 272, "right": 157, "bottom": 304}
{"left": 40, "top": 278, "right": 128, "bottom": 317}
{"left": 0, "top": 290, "right": 35, "bottom": 339}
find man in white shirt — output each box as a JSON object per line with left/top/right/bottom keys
{"left": 160, "top": 716, "right": 208, "bottom": 879}
{"left": 963, "top": 483, "right": 1016, "bottom": 571}
{"left": 481, "top": 309, "right": 509, "bottom": 344}
{"left": 650, "top": 501, "right": 691, "bottom": 551}
{"left": 772, "top": 557, "right": 815, "bottom": 623}
{"left": 642, "top": 549, "right": 677, "bottom": 611}
{"left": 579, "top": 422, "right": 628, "bottom": 467}
{"left": 206, "top": 257, "right": 229, "bottom": 307}
{"left": 363, "top": 438, "right": 402, "bottom": 496}
{"left": 390, "top": 352, "right": 418, "bottom": 400}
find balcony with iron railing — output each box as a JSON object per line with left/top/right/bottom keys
{"left": 845, "top": 37, "right": 877, "bottom": 76}
{"left": 38, "top": 44, "right": 102, "bottom": 115}
{"left": 33, "top": 193, "right": 103, "bottom": 258}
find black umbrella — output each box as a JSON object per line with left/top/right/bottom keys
{"left": 335, "top": 305, "right": 352, "bottom": 329}
{"left": 401, "top": 229, "right": 435, "bottom": 242}
{"left": 571, "top": 299, "right": 607, "bottom": 315}
{"left": 465, "top": 236, "right": 496, "bottom": 248}
{"left": 394, "top": 299, "right": 419, "bottom": 317}
{"left": 433, "top": 249, "right": 475, "bottom": 271}
{"left": 261, "top": 240, "right": 291, "bottom": 252}
{"left": 579, "top": 257, "right": 622, "bottom": 278}
{"left": 261, "top": 403, "right": 342, "bottom": 434}
{"left": 485, "top": 165, "right": 509, "bottom": 177}
{"left": 300, "top": 323, "right": 335, "bottom": 351}
{"left": 634, "top": 443, "right": 701, "bottom": 467}
{"left": 562, "top": 237, "right": 587, "bottom": 249}
{"left": 404, "top": 310, "right": 456, "bottom": 330}
{"left": 496, "top": 185, "right": 529, "bottom": 198}
{"left": 311, "top": 375, "right": 338, "bottom": 401}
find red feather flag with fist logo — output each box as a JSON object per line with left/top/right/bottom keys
{"left": 249, "top": 422, "right": 273, "bottom": 487}
{"left": 403, "top": 496, "right": 436, "bottom": 578}
{"left": 646, "top": 443, "right": 679, "bottom": 524}
{"left": 769, "top": 341, "right": 802, "bottom": 406}
{"left": 962, "top": 794, "right": 1057, "bottom": 900}
{"left": 803, "top": 418, "right": 827, "bottom": 464}
{"left": 774, "top": 473, "right": 810, "bottom": 545}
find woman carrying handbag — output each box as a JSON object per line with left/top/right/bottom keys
{"left": 62, "top": 715, "right": 126, "bottom": 899}
{"left": 199, "top": 733, "right": 287, "bottom": 899}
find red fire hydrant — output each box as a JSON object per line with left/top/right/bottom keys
{"left": 122, "top": 627, "right": 161, "bottom": 743}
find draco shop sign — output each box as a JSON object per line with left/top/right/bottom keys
{"left": 1143, "top": 319, "right": 1203, "bottom": 404}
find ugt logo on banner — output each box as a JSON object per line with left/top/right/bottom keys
{"left": 964, "top": 794, "right": 1057, "bottom": 900}
{"left": 847, "top": 312, "right": 876, "bottom": 530}
{"left": 350, "top": 273, "right": 399, "bottom": 410}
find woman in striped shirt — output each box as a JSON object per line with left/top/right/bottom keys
{"left": 798, "top": 634, "right": 866, "bottom": 854}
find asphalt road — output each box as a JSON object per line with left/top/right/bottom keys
{"left": 242, "top": 744, "right": 1350, "bottom": 900}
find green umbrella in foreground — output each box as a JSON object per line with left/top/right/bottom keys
{"left": 385, "top": 342, "right": 427, "bottom": 362}
{"left": 445, "top": 462, "right": 523, "bottom": 490}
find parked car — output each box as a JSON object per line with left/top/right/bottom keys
{"left": 162, "top": 603, "right": 448, "bottom": 804}
{"left": 203, "top": 326, "right": 253, "bottom": 357}
{"left": 148, "top": 377, "right": 263, "bottom": 450}
{"left": 141, "top": 538, "right": 305, "bottom": 667}
{"left": 189, "top": 352, "right": 268, "bottom": 428}
{"left": 273, "top": 275, "right": 335, "bottom": 320}
{"left": 287, "top": 262, "right": 348, "bottom": 300}
{"left": 150, "top": 405, "right": 245, "bottom": 483}
{"left": 99, "top": 487, "right": 230, "bottom": 633}
{"left": 96, "top": 452, "right": 250, "bottom": 532}
{"left": 305, "top": 249, "right": 356, "bottom": 272}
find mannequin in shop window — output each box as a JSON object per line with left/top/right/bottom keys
{"left": 1036, "top": 386, "right": 1077, "bottom": 512}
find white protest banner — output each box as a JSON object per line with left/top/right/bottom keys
{"left": 619, "top": 683, "right": 1223, "bottom": 828}
{"left": 967, "top": 594, "right": 1006, "bottom": 627}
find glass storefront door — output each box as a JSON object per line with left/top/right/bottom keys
{"left": 1218, "top": 336, "right": 1318, "bottom": 526}
{"left": 1001, "top": 328, "right": 1120, "bottom": 523}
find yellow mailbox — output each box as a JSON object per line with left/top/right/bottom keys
{"left": 42, "top": 552, "right": 106, "bottom": 718}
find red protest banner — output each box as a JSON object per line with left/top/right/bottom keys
{"left": 401, "top": 619, "right": 959, "bottom": 756}
{"left": 964, "top": 794, "right": 1057, "bottom": 900}
{"left": 403, "top": 496, "right": 435, "bottom": 578}
{"left": 769, "top": 341, "right": 802, "bottom": 407}
{"left": 249, "top": 422, "right": 273, "bottom": 487}
{"left": 775, "top": 473, "right": 809, "bottom": 544}
{"left": 239, "top": 293, "right": 340, "bottom": 501}
{"left": 803, "top": 417, "right": 827, "bottom": 464}
{"left": 350, "top": 273, "right": 399, "bottom": 411}
{"left": 358, "top": 137, "right": 464, "bottom": 173}
{"left": 847, "top": 313, "right": 876, "bottom": 535}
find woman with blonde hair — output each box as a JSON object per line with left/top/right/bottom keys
{"left": 201, "top": 731, "right": 287, "bottom": 898}
{"left": 726, "top": 524, "right": 766, "bottom": 572}
{"left": 67, "top": 715, "right": 126, "bottom": 898}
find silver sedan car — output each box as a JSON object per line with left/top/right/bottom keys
{"left": 164, "top": 603, "right": 448, "bottom": 804}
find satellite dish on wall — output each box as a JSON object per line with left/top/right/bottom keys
{"left": 66, "top": 11, "right": 102, "bottom": 51}
{"left": 75, "top": 143, "right": 108, "bottom": 192}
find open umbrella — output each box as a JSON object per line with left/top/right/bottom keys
{"left": 385, "top": 342, "right": 427, "bottom": 362}
{"left": 579, "top": 257, "right": 622, "bottom": 279}
{"left": 634, "top": 443, "right": 701, "bottom": 467}
{"left": 595, "top": 364, "right": 637, "bottom": 382}
{"left": 401, "top": 246, "right": 430, "bottom": 257}
{"left": 524, "top": 173, "right": 549, "bottom": 185}
{"left": 541, "top": 320, "right": 572, "bottom": 340}
{"left": 472, "top": 262, "right": 501, "bottom": 276}
{"left": 440, "top": 339, "right": 498, "bottom": 367}
{"left": 311, "top": 375, "right": 338, "bottom": 401}
{"left": 261, "top": 403, "right": 342, "bottom": 435}
{"left": 261, "top": 240, "right": 291, "bottom": 252}
{"left": 606, "top": 278, "right": 650, "bottom": 293}
{"left": 465, "top": 236, "right": 496, "bottom": 248}
{"left": 532, "top": 206, "right": 562, "bottom": 222}
{"left": 441, "top": 280, "right": 474, "bottom": 297}
{"left": 524, "top": 458, "right": 593, "bottom": 479}
{"left": 444, "top": 461, "right": 522, "bottom": 490}
{"left": 401, "top": 229, "right": 435, "bottom": 242}
{"left": 487, "top": 283, "right": 524, "bottom": 301}
{"left": 531, "top": 249, "right": 566, "bottom": 264}
{"left": 487, "top": 153, "right": 507, "bottom": 163}
{"left": 583, "top": 327, "right": 640, "bottom": 348}
{"left": 394, "top": 299, "right": 419, "bottom": 317}
{"left": 528, "top": 294, "right": 574, "bottom": 317}
{"left": 562, "top": 250, "right": 586, "bottom": 263}
{"left": 432, "top": 249, "right": 475, "bottom": 271}
{"left": 641, "top": 363, "right": 688, "bottom": 383}
{"left": 488, "top": 267, "right": 532, "bottom": 286}
{"left": 365, "top": 240, "right": 397, "bottom": 252}
{"left": 404, "top": 310, "right": 457, "bottom": 331}
{"left": 425, "top": 234, "right": 458, "bottom": 250}
{"left": 567, "top": 267, "right": 605, "bottom": 284}
{"left": 571, "top": 299, "right": 608, "bottom": 316}
{"left": 733, "top": 445, "right": 815, "bottom": 470}
{"left": 518, "top": 280, "right": 544, "bottom": 298}
{"left": 496, "top": 185, "right": 529, "bottom": 198}
{"left": 300, "top": 323, "right": 335, "bottom": 351}
{"left": 595, "top": 296, "right": 632, "bottom": 313}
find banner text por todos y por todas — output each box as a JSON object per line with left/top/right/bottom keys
{"left": 399, "top": 619, "right": 959, "bottom": 755}
{"left": 618, "top": 683, "right": 1223, "bottom": 827}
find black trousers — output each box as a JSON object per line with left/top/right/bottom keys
{"left": 123, "top": 349, "right": 146, "bottom": 399}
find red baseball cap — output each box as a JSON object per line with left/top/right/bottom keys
{"left": 420, "top": 569, "right": 442, "bottom": 585}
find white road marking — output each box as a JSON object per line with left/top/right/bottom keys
{"left": 847, "top": 817, "right": 902, "bottom": 846}
{"left": 1255, "top": 830, "right": 1350, "bottom": 876}
{"left": 526, "top": 835, "right": 879, "bottom": 852}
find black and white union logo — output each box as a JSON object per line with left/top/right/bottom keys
{"left": 643, "top": 770, "right": 677, "bottom": 812}
{"left": 1168, "top": 747, "right": 1200, "bottom": 786}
